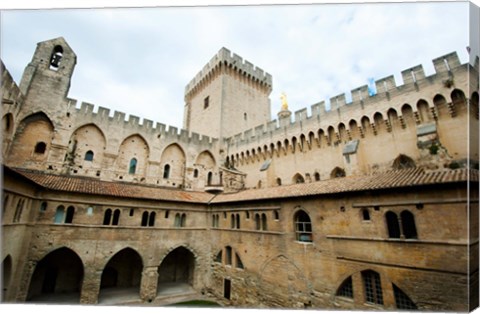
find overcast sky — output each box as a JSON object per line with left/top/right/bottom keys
{"left": 0, "top": 1, "right": 477, "bottom": 131}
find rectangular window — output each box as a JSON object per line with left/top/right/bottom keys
{"left": 204, "top": 96, "right": 210, "bottom": 109}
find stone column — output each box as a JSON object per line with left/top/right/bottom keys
{"left": 139, "top": 266, "right": 159, "bottom": 302}
{"left": 80, "top": 268, "right": 102, "bottom": 304}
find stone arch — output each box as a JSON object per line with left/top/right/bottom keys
{"left": 416, "top": 99, "right": 431, "bottom": 123}
{"left": 387, "top": 108, "right": 400, "bottom": 131}
{"left": 260, "top": 255, "right": 310, "bottom": 298}
{"left": 291, "top": 136, "right": 298, "bottom": 153}
{"left": 349, "top": 119, "right": 360, "bottom": 139}
{"left": 7, "top": 112, "right": 54, "bottom": 167}
{"left": 69, "top": 123, "right": 106, "bottom": 171}
{"left": 116, "top": 134, "right": 150, "bottom": 177}
{"left": 2, "top": 255, "right": 12, "bottom": 301}
{"left": 373, "top": 112, "right": 385, "bottom": 133}
{"left": 157, "top": 246, "right": 196, "bottom": 292}
{"left": 318, "top": 128, "right": 327, "bottom": 147}
{"left": 361, "top": 116, "right": 371, "bottom": 136}
{"left": 451, "top": 88, "right": 467, "bottom": 116}
{"left": 433, "top": 94, "right": 449, "bottom": 118}
{"left": 308, "top": 131, "right": 316, "bottom": 149}
{"left": 160, "top": 143, "right": 186, "bottom": 187}
{"left": 392, "top": 154, "right": 416, "bottom": 170}
{"left": 338, "top": 123, "right": 347, "bottom": 142}
{"left": 27, "top": 247, "right": 84, "bottom": 302}
{"left": 99, "top": 247, "right": 143, "bottom": 297}
{"left": 327, "top": 126, "right": 337, "bottom": 145}
{"left": 331, "top": 167, "right": 346, "bottom": 178}
{"left": 195, "top": 150, "right": 216, "bottom": 169}
{"left": 292, "top": 173, "right": 305, "bottom": 184}
{"left": 401, "top": 104, "right": 415, "bottom": 127}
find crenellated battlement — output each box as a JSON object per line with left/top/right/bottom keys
{"left": 226, "top": 51, "right": 470, "bottom": 150}
{"left": 72, "top": 99, "right": 217, "bottom": 146}
{"left": 185, "top": 47, "right": 273, "bottom": 98}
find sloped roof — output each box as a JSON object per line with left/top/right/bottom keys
{"left": 6, "top": 166, "right": 476, "bottom": 205}
{"left": 211, "top": 167, "right": 476, "bottom": 204}
{"left": 9, "top": 167, "right": 214, "bottom": 204}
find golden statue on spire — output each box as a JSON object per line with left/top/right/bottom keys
{"left": 280, "top": 92, "right": 289, "bottom": 111}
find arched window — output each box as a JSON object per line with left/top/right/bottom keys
{"left": 386, "top": 211, "right": 401, "bottom": 238}
{"left": 112, "top": 209, "right": 120, "bottom": 226}
{"left": 54, "top": 205, "right": 65, "bottom": 224}
{"left": 163, "top": 164, "right": 170, "bottom": 179}
{"left": 392, "top": 154, "right": 415, "bottom": 170}
{"left": 336, "top": 276, "right": 353, "bottom": 299}
{"left": 193, "top": 169, "right": 199, "bottom": 178}
{"left": 141, "top": 211, "right": 149, "bottom": 227}
{"left": 236, "top": 214, "right": 240, "bottom": 229}
{"left": 148, "top": 211, "right": 156, "bottom": 227}
{"left": 129, "top": 158, "right": 137, "bottom": 174}
{"left": 84, "top": 150, "right": 94, "bottom": 161}
{"left": 49, "top": 45, "right": 63, "bottom": 70}
{"left": 212, "top": 214, "right": 217, "bottom": 228}
{"left": 331, "top": 167, "right": 346, "bottom": 178}
{"left": 393, "top": 284, "right": 417, "bottom": 310}
{"left": 294, "top": 210, "right": 312, "bottom": 242}
{"left": 225, "top": 246, "right": 232, "bottom": 265}
{"left": 276, "top": 178, "right": 282, "bottom": 186}
{"left": 293, "top": 173, "right": 305, "bottom": 184}
{"left": 174, "top": 213, "right": 181, "bottom": 227}
{"left": 34, "top": 142, "right": 47, "bottom": 154}
{"left": 261, "top": 213, "right": 267, "bottom": 231}
{"left": 215, "top": 250, "right": 222, "bottom": 263}
{"left": 314, "top": 172, "right": 320, "bottom": 181}
{"left": 207, "top": 172, "right": 213, "bottom": 185}
{"left": 181, "top": 213, "right": 187, "bottom": 227}
{"left": 103, "top": 209, "right": 112, "bottom": 225}
{"left": 401, "top": 210, "right": 417, "bottom": 239}
{"left": 231, "top": 214, "right": 235, "bottom": 229}
{"left": 65, "top": 206, "right": 75, "bottom": 224}
{"left": 362, "top": 270, "right": 383, "bottom": 305}
{"left": 255, "top": 214, "right": 261, "bottom": 230}
{"left": 39, "top": 202, "right": 48, "bottom": 212}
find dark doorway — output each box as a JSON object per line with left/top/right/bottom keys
{"left": 224, "top": 279, "right": 231, "bottom": 299}
{"left": 157, "top": 247, "right": 195, "bottom": 285}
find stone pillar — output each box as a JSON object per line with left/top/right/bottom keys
{"left": 80, "top": 268, "right": 102, "bottom": 304}
{"left": 139, "top": 266, "right": 159, "bottom": 302}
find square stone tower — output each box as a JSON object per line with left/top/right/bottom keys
{"left": 183, "top": 48, "right": 272, "bottom": 139}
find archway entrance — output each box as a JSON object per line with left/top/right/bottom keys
{"left": 157, "top": 247, "right": 195, "bottom": 297}
{"left": 27, "top": 247, "right": 84, "bottom": 303}
{"left": 2, "top": 255, "right": 12, "bottom": 301}
{"left": 99, "top": 248, "right": 143, "bottom": 304}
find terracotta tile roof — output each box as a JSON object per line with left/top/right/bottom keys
{"left": 6, "top": 166, "right": 476, "bottom": 205}
{"left": 211, "top": 167, "right": 477, "bottom": 204}
{"left": 9, "top": 167, "right": 214, "bottom": 204}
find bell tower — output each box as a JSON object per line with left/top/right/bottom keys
{"left": 19, "top": 37, "right": 77, "bottom": 113}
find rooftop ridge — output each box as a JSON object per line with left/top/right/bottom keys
{"left": 185, "top": 47, "right": 273, "bottom": 97}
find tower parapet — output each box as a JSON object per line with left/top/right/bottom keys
{"left": 185, "top": 47, "right": 273, "bottom": 100}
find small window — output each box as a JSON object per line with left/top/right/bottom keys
{"left": 174, "top": 213, "right": 181, "bottom": 227}
{"left": 129, "top": 158, "right": 137, "bottom": 174}
{"left": 193, "top": 169, "right": 199, "bottom": 178}
{"left": 163, "top": 164, "right": 170, "bottom": 179}
{"left": 244, "top": 113, "right": 247, "bottom": 121}
{"left": 86, "top": 206, "right": 94, "bottom": 216}
{"left": 261, "top": 213, "right": 267, "bottom": 231}
{"left": 245, "top": 211, "right": 250, "bottom": 219}
{"left": 39, "top": 202, "right": 48, "bottom": 212}
{"left": 64, "top": 206, "right": 75, "bottom": 224}
{"left": 84, "top": 150, "right": 94, "bottom": 161}
{"left": 236, "top": 214, "right": 240, "bottom": 229}
{"left": 362, "top": 208, "right": 370, "bottom": 221}
{"left": 230, "top": 214, "right": 235, "bottom": 229}
{"left": 129, "top": 208, "right": 135, "bottom": 216}
{"left": 255, "top": 214, "right": 261, "bottom": 230}
{"left": 165, "top": 210, "right": 170, "bottom": 219}
{"left": 224, "top": 279, "right": 231, "bottom": 300}
{"left": 181, "top": 213, "right": 186, "bottom": 227}
{"left": 215, "top": 251, "right": 222, "bottom": 263}
{"left": 401, "top": 210, "right": 417, "bottom": 239}
{"left": 314, "top": 172, "right": 320, "bottom": 181}
{"left": 273, "top": 210, "right": 280, "bottom": 220}
{"left": 141, "top": 211, "right": 149, "bottom": 227}
{"left": 336, "top": 276, "right": 353, "bottom": 299}
{"left": 204, "top": 96, "right": 210, "bottom": 109}
{"left": 235, "top": 253, "right": 244, "bottom": 269}
{"left": 276, "top": 178, "right": 282, "bottom": 186}
{"left": 148, "top": 212, "right": 156, "bottom": 227}
{"left": 362, "top": 270, "right": 383, "bottom": 305}
{"left": 54, "top": 205, "right": 65, "bottom": 224}
{"left": 225, "top": 246, "right": 232, "bottom": 265}
{"left": 34, "top": 142, "right": 47, "bottom": 154}
{"left": 386, "top": 211, "right": 401, "bottom": 238}
{"left": 294, "top": 210, "right": 312, "bottom": 242}
{"left": 49, "top": 45, "right": 63, "bottom": 70}
{"left": 103, "top": 209, "right": 112, "bottom": 225}
{"left": 112, "top": 209, "right": 120, "bottom": 225}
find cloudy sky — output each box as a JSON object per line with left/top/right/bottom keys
{"left": 0, "top": 1, "right": 477, "bottom": 131}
